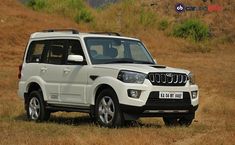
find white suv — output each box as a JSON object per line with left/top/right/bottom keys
{"left": 18, "top": 29, "right": 199, "bottom": 127}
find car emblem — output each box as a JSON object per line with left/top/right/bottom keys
{"left": 166, "top": 73, "right": 172, "bottom": 77}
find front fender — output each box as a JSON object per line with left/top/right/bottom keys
{"left": 88, "top": 76, "right": 150, "bottom": 106}
{"left": 88, "top": 76, "right": 123, "bottom": 105}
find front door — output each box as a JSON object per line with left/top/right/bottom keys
{"left": 59, "top": 39, "right": 87, "bottom": 105}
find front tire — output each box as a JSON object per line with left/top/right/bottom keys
{"left": 95, "top": 89, "right": 124, "bottom": 127}
{"left": 163, "top": 115, "right": 194, "bottom": 127}
{"left": 163, "top": 117, "right": 179, "bottom": 126}
{"left": 26, "top": 90, "right": 50, "bottom": 121}
{"left": 179, "top": 117, "right": 193, "bottom": 127}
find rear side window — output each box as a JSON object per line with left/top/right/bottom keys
{"left": 26, "top": 41, "right": 45, "bottom": 63}
{"left": 41, "top": 40, "right": 67, "bottom": 65}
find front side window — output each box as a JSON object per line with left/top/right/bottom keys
{"left": 84, "top": 37, "right": 155, "bottom": 64}
{"left": 67, "top": 40, "right": 86, "bottom": 65}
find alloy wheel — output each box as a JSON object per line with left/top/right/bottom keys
{"left": 29, "top": 97, "right": 41, "bottom": 120}
{"left": 98, "top": 96, "right": 115, "bottom": 124}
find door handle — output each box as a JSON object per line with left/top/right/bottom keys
{"left": 40, "top": 67, "right": 48, "bottom": 72}
{"left": 63, "top": 68, "right": 71, "bottom": 73}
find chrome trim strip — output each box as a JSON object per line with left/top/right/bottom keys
{"left": 143, "top": 110, "right": 189, "bottom": 113}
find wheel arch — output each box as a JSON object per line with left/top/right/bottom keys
{"left": 94, "top": 84, "right": 118, "bottom": 104}
{"left": 25, "top": 77, "right": 48, "bottom": 101}
{"left": 89, "top": 76, "right": 123, "bottom": 105}
{"left": 27, "top": 82, "right": 41, "bottom": 93}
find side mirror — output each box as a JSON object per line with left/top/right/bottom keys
{"left": 68, "top": 55, "right": 84, "bottom": 62}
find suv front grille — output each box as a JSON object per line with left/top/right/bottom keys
{"left": 147, "top": 72, "right": 188, "bottom": 86}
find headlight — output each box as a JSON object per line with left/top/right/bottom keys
{"left": 117, "top": 70, "right": 146, "bottom": 84}
{"left": 188, "top": 72, "right": 195, "bottom": 85}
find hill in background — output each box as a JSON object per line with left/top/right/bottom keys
{"left": 21, "top": 0, "right": 234, "bottom": 51}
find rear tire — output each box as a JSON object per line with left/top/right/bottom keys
{"left": 95, "top": 89, "right": 124, "bottom": 127}
{"left": 26, "top": 90, "right": 50, "bottom": 122}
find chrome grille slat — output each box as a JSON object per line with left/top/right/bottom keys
{"left": 178, "top": 74, "right": 183, "bottom": 83}
{"left": 167, "top": 74, "right": 173, "bottom": 83}
{"left": 155, "top": 74, "right": 160, "bottom": 83}
{"left": 149, "top": 74, "right": 154, "bottom": 82}
{"left": 173, "top": 74, "right": 178, "bottom": 83}
{"left": 161, "top": 74, "right": 166, "bottom": 83}
{"left": 148, "top": 72, "right": 188, "bottom": 86}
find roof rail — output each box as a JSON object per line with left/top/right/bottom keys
{"left": 89, "top": 32, "right": 121, "bottom": 36}
{"left": 42, "top": 29, "right": 79, "bottom": 34}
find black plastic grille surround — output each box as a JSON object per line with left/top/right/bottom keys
{"left": 147, "top": 72, "right": 188, "bottom": 86}
{"left": 145, "top": 92, "right": 191, "bottom": 109}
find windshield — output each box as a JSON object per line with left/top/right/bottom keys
{"left": 84, "top": 37, "right": 155, "bottom": 64}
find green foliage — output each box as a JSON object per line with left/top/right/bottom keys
{"left": 139, "top": 8, "right": 157, "bottom": 27}
{"left": 27, "top": 0, "right": 93, "bottom": 23}
{"left": 74, "top": 9, "right": 93, "bottom": 23}
{"left": 158, "top": 19, "right": 169, "bottom": 31}
{"left": 27, "top": 0, "right": 47, "bottom": 11}
{"left": 172, "top": 19, "right": 209, "bottom": 42}
{"left": 66, "top": 0, "right": 84, "bottom": 10}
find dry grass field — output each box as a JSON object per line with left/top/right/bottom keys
{"left": 0, "top": 0, "right": 234, "bottom": 145}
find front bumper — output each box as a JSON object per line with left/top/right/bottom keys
{"left": 120, "top": 104, "right": 198, "bottom": 118}
{"left": 120, "top": 91, "right": 198, "bottom": 118}
{"left": 116, "top": 79, "right": 199, "bottom": 107}
{"left": 115, "top": 79, "right": 199, "bottom": 119}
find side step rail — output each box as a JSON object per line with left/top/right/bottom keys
{"left": 46, "top": 104, "right": 90, "bottom": 113}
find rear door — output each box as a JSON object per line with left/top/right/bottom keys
{"left": 39, "top": 39, "right": 67, "bottom": 103}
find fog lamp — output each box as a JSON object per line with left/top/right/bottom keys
{"left": 128, "top": 89, "right": 141, "bottom": 99}
{"left": 191, "top": 91, "right": 198, "bottom": 99}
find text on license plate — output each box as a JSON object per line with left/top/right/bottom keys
{"left": 159, "top": 92, "right": 183, "bottom": 99}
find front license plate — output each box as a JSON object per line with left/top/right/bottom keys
{"left": 159, "top": 92, "right": 183, "bottom": 99}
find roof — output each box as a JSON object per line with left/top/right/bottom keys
{"left": 30, "top": 29, "right": 139, "bottom": 41}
